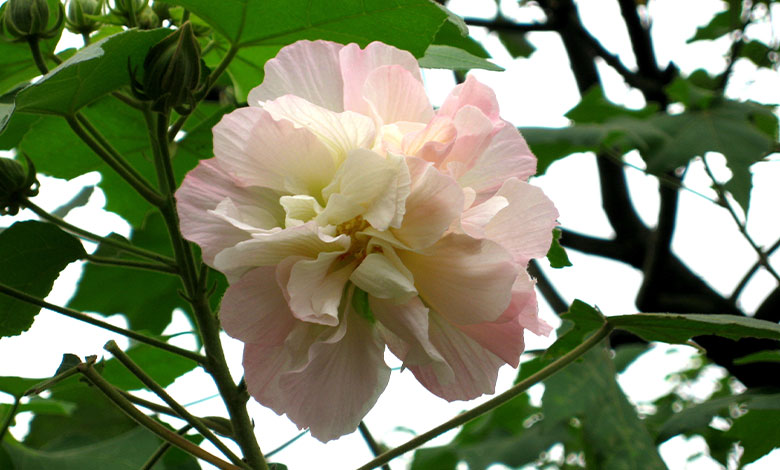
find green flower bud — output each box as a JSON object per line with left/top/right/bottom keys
{"left": 151, "top": 1, "right": 170, "bottom": 21}
{"left": 65, "top": 0, "right": 103, "bottom": 35}
{"left": 0, "top": 155, "right": 39, "bottom": 216}
{"left": 131, "top": 22, "right": 207, "bottom": 114}
{"left": 1, "top": 0, "right": 63, "bottom": 40}
{"left": 136, "top": 6, "right": 159, "bottom": 29}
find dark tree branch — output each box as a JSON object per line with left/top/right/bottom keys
{"left": 559, "top": 229, "right": 643, "bottom": 267}
{"left": 528, "top": 259, "right": 568, "bottom": 315}
{"left": 596, "top": 153, "right": 648, "bottom": 242}
{"left": 463, "top": 17, "right": 554, "bottom": 33}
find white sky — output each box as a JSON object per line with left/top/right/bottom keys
{"left": 1, "top": 0, "right": 780, "bottom": 469}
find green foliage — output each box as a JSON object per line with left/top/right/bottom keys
{"left": 608, "top": 313, "right": 780, "bottom": 344}
{"left": 418, "top": 44, "right": 503, "bottom": 71}
{"left": 0, "top": 221, "right": 85, "bottom": 337}
{"left": 100, "top": 343, "right": 199, "bottom": 391}
{"left": 546, "top": 228, "right": 571, "bottom": 269}
{"left": 68, "top": 213, "right": 188, "bottom": 335}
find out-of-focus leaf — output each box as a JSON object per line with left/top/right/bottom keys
{"left": 418, "top": 45, "right": 503, "bottom": 71}
{"left": 69, "top": 212, "right": 187, "bottom": 335}
{"left": 0, "top": 398, "right": 76, "bottom": 418}
{"left": 733, "top": 350, "right": 780, "bottom": 364}
{"left": 665, "top": 76, "right": 716, "bottom": 109}
{"left": 688, "top": 9, "right": 740, "bottom": 43}
{"left": 546, "top": 228, "right": 571, "bottom": 269}
{"left": 613, "top": 343, "right": 650, "bottom": 373}
{"left": 410, "top": 447, "right": 458, "bottom": 470}
{"left": 740, "top": 40, "right": 776, "bottom": 68}
{"left": 546, "top": 300, "right": 606, "bottom": 358}
{"left": 0, "top": 222, "right": 86, "bottom": 338}
{"left": 50, "top": 186, "right": 95, "bottom": 218}
{"left": 432, "top": 16, "right": 490, "bottom": 59}
{"left": 726, "top": 409, "right": 780, "bottom": 465}
{"left": 5, "top": 426, "right": 190, "bottom": 469}
{"left": 165, "top": 0, "right": 447, "bottom": 57}
{"left": 9, "top": 29, "right": 169, "bottom": 119}
{"left": 0, "top": 377, "right": 41, "bottom": 399}
{"left": 100, "top": 343, "right": 198, "bottom": 391}
{"left": 608, "top": 313, "right": 780, "bottom": 344}
{"left": 566, "top": 87, "right": 657, "bottom": 124}
{"left": 498, "top": 30, "right": 535, "bottom": 58}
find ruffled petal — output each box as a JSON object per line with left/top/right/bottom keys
{"left": 287, "top": 251, "right": 355, "bottom": 326}
{"left": 362, "top": 65, "right": 433, "bottom": 125}
{"left": 319, "top": 150, "right": 411, "bottom": 230}
{"left": 484, "top": 178, "right": 559, "bottom": 267}
{"left": 247, "top": 40, "right": 345, "bottom": 111}
{"left": 220, "top": 266, "right": 295, "bottom": 345}
{"left": 350, "top": 252, "right": 417, "bottom": 302}
{"left": 262, "top": 95, "right": 375, "bottom": 164}
{"left": 276, "top": 311, "right": 391, "bottom": 442}
{"left": 457, "top": 125, "right": 537, "bottom": 199}
{"left": 213, "top": 106, "right": 336, "bottom": 195}
{"left": 402, "top": 116, "right": 456, "bottom": 165}
{"left": 398, "top": 233, "right": 517, "bottom": 325}
{"left": 213, "top": 223, "right": 349, "bottom": 281}
{"left": 438, "top": 75, "right": 501, "bottom": 124}
{"left": 390, "top": 157, "right": 463, "bottom": 250}
{"left": 439, "top": 105, "right": 496, "bottom": 181}
{"left": 175, "top": 158, "right": 283, "bottom": 264}
{"left": 408, "top": 311, "right": 505, "bottom": 401}
{"left": 340, "top": 41, "right": 422, "bottom": 116}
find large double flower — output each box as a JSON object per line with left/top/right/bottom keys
{"left": 176, "top": 40, "right": 559, "bottom": 441}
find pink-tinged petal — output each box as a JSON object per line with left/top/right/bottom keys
{"left": 210, "top": 198, "right": 279, "bottom": 233}
{"left": 408, "top": 311, "right": 505, "bottom": 401}
{"left": 287, "top": 251, "right": 355, "bottom": 326}
{"left": 276, "top": 311, "right": 391, "bottom": 442}
{"left": 455, "top": 273, "right": 539, "bottom": 367}
{"left": 460, "top": 194, "right": 509, "bottom": 239}
{"left": 371, "top": 296, "right": 453, "bottom": 384}
{"left": 242, "top": 342, "right": 290, "bottom": 413}
{"left": 390, "top": 157, "right": 463, "bottom": 250}
{"left": 362, "top": 65, "right": 433, "bottom": 125}
{"left": 213, "top": 106, "right": 336, "bottom": 195}
{"left": 402, "top": 116, "right": 456, "bottom": 165}
{"left": 438, "top": 75, "right": 501, "bottom": 124}
{"left": 175, "top": 159, "right": 283, "bottom": 264}
{"left": 350, "top": 252, "right": 417, "bottom": 303}
{"left": 340, "top": 42, "right": 422, "bottom": 116}
{"left": 484, "top": 178, "right": 559, "bottom": 267}
{"left": 319, "top": 150, "right": 410, "bottom": 230}
{"left": 262, "top": 95, "right": 375, "bottom": 162}
{"left": 439, "top": 105, "right": 496, "bottom": 180}
{"left": 220, "top": 266, "right": 295, "bottom": 345}
{"left": 398, "top": 233, "right": 517, "bottom": 325}
{"left": 213, "top": 223, "right": 349, "bottom": 281}
{"left": 457, "top": 125, "right": 538, "bottom": 198}
{"left": 247, "top": 40, "right": 345, "bottom": 111}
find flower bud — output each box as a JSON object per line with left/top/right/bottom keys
{"left": 0, "top": 155, "right": 39, "bottom": 216}
{"left": 135, "top": 6, "right": 159, "bottom": 29}
{"left": 65, "top": 0, "right": 103, "bottom": 35}
{"left": 1, "top": 0, "right": 63, "bottom": 40}
{"left": 131, "top": 22, "right": 206, "bottom": 114}
{"left": 109, "top": 0, "right": 145, "bottom": 24}
{"left": 151, "top": 1, "right": 170, "bottom": 21}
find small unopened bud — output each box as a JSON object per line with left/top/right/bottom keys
{"left": 1, "top": 0, "right": 64, "bottom": 40}
{"left": 136, "top": 6, "right": 159, "bottom": 29}
{"left": 109, "top": 0, "right": 145, "bottom": 25}
{"left": 151, "top": 1, "right": 170, "bottom": 21}
{"left": 0, "top": 155, "right": 39, "bottom": 216}
{"left": 65, "top": 0, "right": 103, "bottom": 35}
{"left": 130, "top": 22, "right": 207, "bottom": 114}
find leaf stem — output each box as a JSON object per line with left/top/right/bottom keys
{"left": 0, "top": 282, "right": 207, "bottom": 365}
{"left": 148, "top": 108, "right": 268, "bottom": 469}
{"left": 355, "top": 323, "right": 614, "bottom": 470}
{"left": 104, "top": 340, "right": 249, "bottom": 469}
{"left": 140, "top": 424, "right": 193, "bottom": 470}
{"left": 64, "top": 114, "right": 164, "bottom": 207}
{"left": 77, "top": 360, "right": 242, "bottom": 470}
{"left": 27, "top": 37, "right": 50, "bottom": 75}
{"left": 23, "top": 198, "right": 176, "bottom": 266}
{"left": 86, "top": 254, "right": 178, "bottom": 274}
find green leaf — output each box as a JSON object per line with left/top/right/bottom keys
{"left": 726, "top": 409, "right": 780, "bottom": 464}
{"left": 418, "top": 45, "right": 503, "bottom": 71}
{"left": 498, "top": 30, "right": 535, "bottom": 58}
{"left": 4, "top": 426, "right": 190, "bottom": 470}
{"left": 609, "top": 313, "right": 780, "bottom": 344}
{"left": 0, "top": 221, "right": 86, "bottom": 338}
{"left": 733, "top": 350, "right": 780, "bottom": 364}
{"left": 740, "top": 40, "right": 776, "bottom": 68}
{"left": 545, "top": 300, "right": 606, "bottom": 358}
{"left": 0, "top": 398, "right": 76, "bottom": 418}
{"left": 542, "top": 344, "right": 667, "bottom": 469}
{"left": 566, "top": 87, "right": 658, "bottom": 124}
{"left": 665, "top": 76, "right": 716, "bottom": 109}
{"left": 166, "top": 0, "right": 447, "bottom": 56}
{"left": 10, "top": 28, "right": 170, "bottom": 117}
{"left": 546, "top": 228, "right": 571, "bottom": 268}
{"left": 612, "top": 343, "right": 650, "bottom": 373}
{"left": 69, "top": 213, "right": 188, "bottom": 335}
{"left": 207, "top": 43, "right": 280, "bottom": 103}
{"left": 432, "top": 16, "right": 490, "bottom": 59}
{"left": 0, "top": 377, "right": 41, "bottom": 399}
{"left": 688, "top": 9, "right": 740, "bottom": 43}
{"left": 643, "top": 99, "right": 778, "bottom": 211}
{"left": 100, "top": 343, "right": 198, "bottom": 391}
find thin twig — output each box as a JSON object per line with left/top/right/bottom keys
{"left": 104, "top": 341, "right": 248, "bottom": 469}
{"left": 0, "top": 282, "right": 206, "bottom": 364}
{"left": 462, "top": 17, "right": 553, "bottom": 33}
{"left": 86, "top": 254, "right": 178, "bottom": 274}
{"left": 264, "top": 430, "right": 309, "bottom": 459}
{"left": 358, "top": 422, "right": 391, "bottom": 470}
{"left": 355, "top": 323, "right": 614, "bottom": 470}
{"left": 141, "top": 424, "right": 194, "bottom": 470}
{"left": 702, "top": 157, "right": 780, "bottom": 284}
{"left": 731, "top": 237, "right": 780, "bottom": 302}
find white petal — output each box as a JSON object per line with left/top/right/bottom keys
{"left": 350, "top": 252, "right": 417, "bottom": 303}
{"left": 287, "top": 251, "right": 355, "bottom": 326}
{"left": 362, "top": 65, "right": 433, "bottom": 125}
{"left": 279, "top": 195, "right": 323, "bottom": 228}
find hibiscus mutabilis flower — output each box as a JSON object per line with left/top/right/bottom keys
{"left": 176, "top": 40, "right": 559, "bottom": 441}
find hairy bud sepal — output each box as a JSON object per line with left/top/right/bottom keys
{"left": 130, "top": 22, "right": 207, "bottom": 114}
{"left": 1, "top": 0, "right": 64, "bottom": 41}
{"left": 0, "top": 155, "right": 39, "bottom": 216}
{"left": 65, "top": 0, "right": 103, "bottom": 35}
